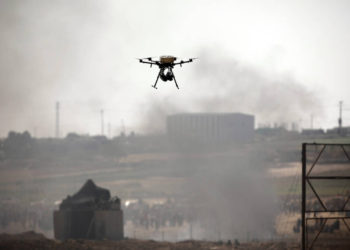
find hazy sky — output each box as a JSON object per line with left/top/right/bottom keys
{"left": 1, "top": 0, "right": 350, "bottom": 137}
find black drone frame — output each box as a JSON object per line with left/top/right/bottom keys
{"left": 139, "top": 57, "right": 194, "bottom": 89}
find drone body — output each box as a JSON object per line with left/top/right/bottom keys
{"left": 138, "top": 55, "right": 196, "bottom": 89}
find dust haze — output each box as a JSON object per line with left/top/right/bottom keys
{"left": 0, "top": 0, "right": 152, "bottom": 136}
{"left": 0, "top": 0, "right": 325, "bottom": 137}
{"left": 140, "top": 50, "right": 322, "bottom": 133}
{"left": 1, "top": 0, "right": 346, "bottom": 245}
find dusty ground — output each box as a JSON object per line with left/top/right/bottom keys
{"left": 1, "top": 231, "right": 350, "bottom": 250}
{"left": 0, "top": 231, "right": 294, "bottom": 250}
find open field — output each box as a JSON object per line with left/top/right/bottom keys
{"left": 0, "top": 137, "right": 349, "bottom": 246}
{"left": 2, "top": 231, "right": 350, "bottom": 250}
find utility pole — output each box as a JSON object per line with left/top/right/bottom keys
{"left": 100, "top": 109, "right": 104, "bottom": 136}
{"left": 121, "top": 119, "right": 126, "bottom": 135}
{"left": 188, "top": 222, "right": 193, "bottom": 239}
{"left": 108, "top": 123, "right": 111, "bottom": 138}
{"left": 338, "top": 101, "right": 343, "bottom": 134}
{"left": 55, "top": 101, "right": 60, "bottom": 138}
{"left": 310, "top": 114, "right": 314, "bottom": 129}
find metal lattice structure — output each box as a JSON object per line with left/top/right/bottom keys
{"left": 302, "top": 143, "right": 350, "bottom": 250}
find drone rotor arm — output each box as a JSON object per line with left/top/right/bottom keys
{"left": 173, "top": 58, "right": 196, "bottom": 66}
{"left": 138, "top": 60, "right": 159, "bottom": 66}
{"left": 171, "top": 68, "right": 179, "bottom": 89}
{"left": 138, "top": 57, "right": 160, "bottom": 63}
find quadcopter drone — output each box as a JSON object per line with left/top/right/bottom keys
{"left": 138, "top": 55, "right": 196, "bottom": 89}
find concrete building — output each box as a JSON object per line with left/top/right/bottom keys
{"left": 326, "top": 126, "right": 350, "bottom": 136}
{"left": 301, "top": 129, "right": 325, "bottom": 136}
{"left": 54, "top": 179, "right": 123, "bottom": 240}
{"left": 167, "top": 112, "right": 254, "bottom": 144}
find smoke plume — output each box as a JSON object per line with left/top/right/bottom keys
{"left": 139, "top": 49, "right": 323, "bottom": 133}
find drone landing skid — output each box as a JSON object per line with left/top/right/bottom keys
{"left": 140, "top": 55, "right": 195, "bottom": 90}
{"left": 151, "top": 68, "right": 179, "bottom": 90}
{"left": 152, "top": 70, "right": 161, "bottom": 89}
{"left": 171, "top": 69, "right": 179, "bottom": 89}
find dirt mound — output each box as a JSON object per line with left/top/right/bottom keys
{"left": 0, "top": 236, "right": 291, "bottom": 250}
{"left": 0, "top": 233, "right": 349, "bottom": 250}
{"left": 0, "top": 231, "right": 55, "bottom": 250}
{"left": 0, "top": 231, "right": 47, "bottom": 240}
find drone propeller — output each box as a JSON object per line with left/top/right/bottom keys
{"left": 138, "top": 56, "right": 157, "bottom": 61}
{"left": 137, "top": 57, "right": 159, "bottom": 67}
{"left": 175, "top": 57, "right": 198, "bottom": 66}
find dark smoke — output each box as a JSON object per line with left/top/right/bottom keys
{"left": 181, "top": 153, "right": 278, "bottom": 240}
{"left": 137, "top": 49, "right": 320, "bottom": 239}
{"left": 0, "top": 0, "right": 131, "bottom": 136}
{"left": 191, "top": 50, "right": 322, "bottom": 123}
{"left": 139, "top": 49, "right": 323, "bottom": 133}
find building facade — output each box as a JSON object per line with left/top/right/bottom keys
{"left": 54, "top": 180, "right": 123, "bottom": 241}
{"left": 167, "top": 113, "right": 254, "bottom": 144}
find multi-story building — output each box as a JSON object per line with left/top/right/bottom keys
{"left": 167, "top": 112, "right": 254, "bottom": 144}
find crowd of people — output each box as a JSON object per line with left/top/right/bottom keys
{"left": 0, "top": 200, "right": 53, "bottom": 233}
{"left": 281, "top": 196, "right": 349, "bottom": 214}
{"left": 123, "top": 199, "right": 191, "bottom": 230}
{"left": 1, "top": 198, "right": 192, "bottom": 234}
